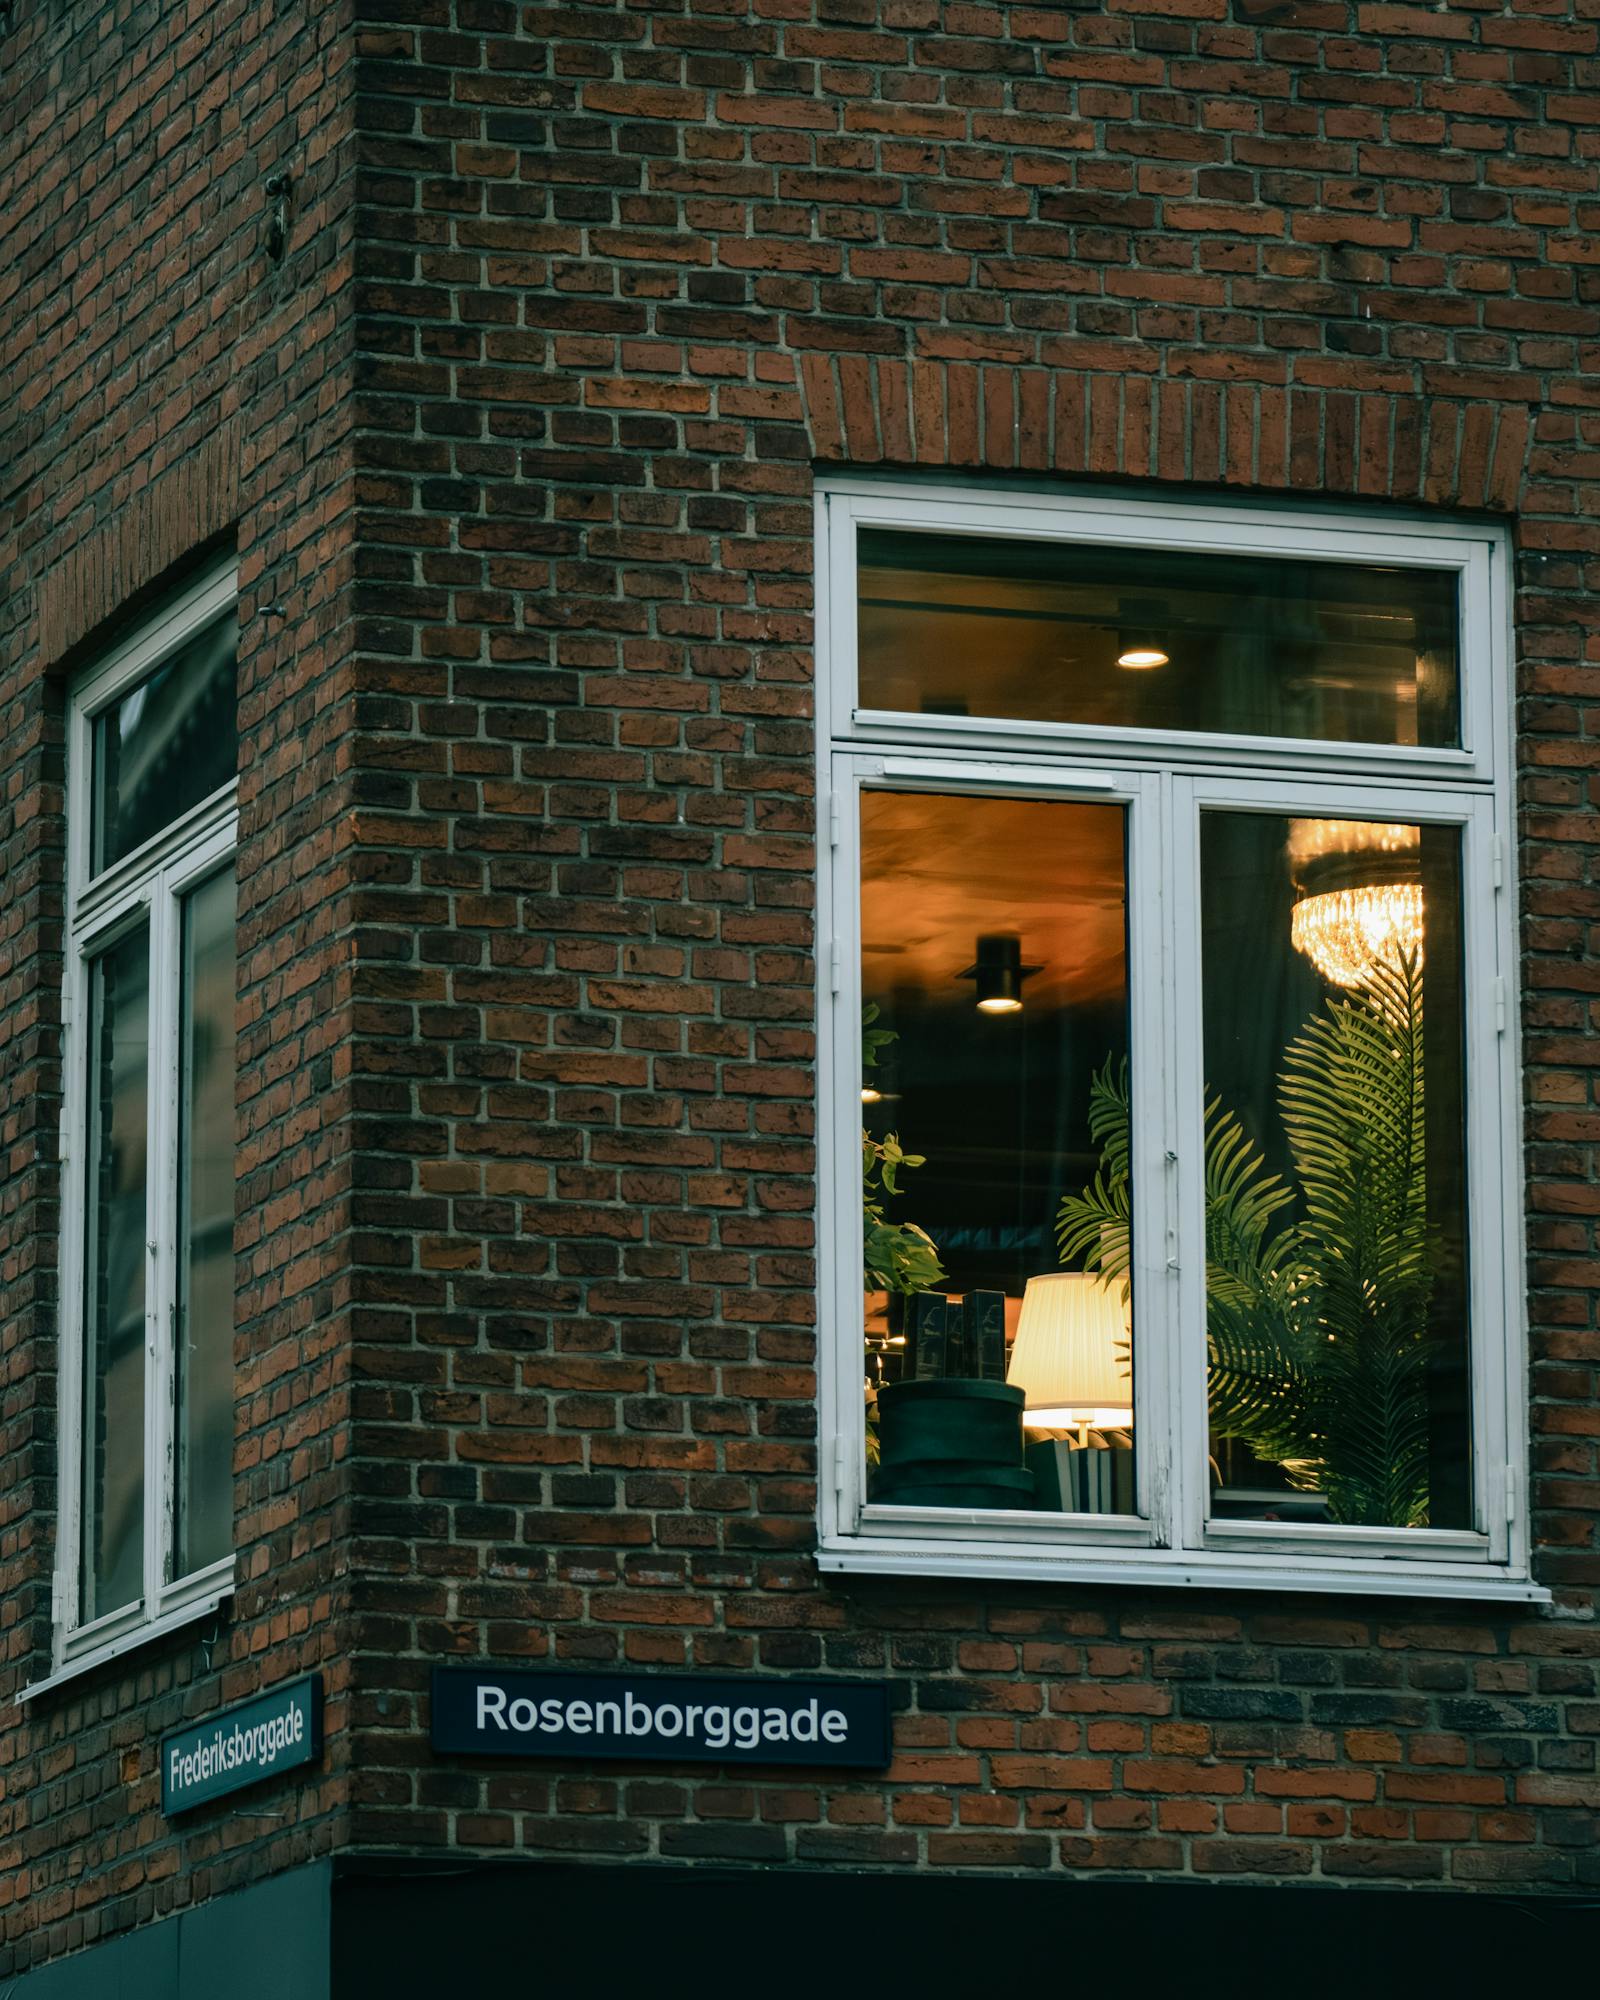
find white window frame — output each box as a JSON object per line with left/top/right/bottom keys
{"left": 815, "top": 477, "right": 1543, "bottom": 1604}
{"left": 28, "top": 556, "right": 241, "bottom": 1697}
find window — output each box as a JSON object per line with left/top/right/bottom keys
{"left": 52, "top": 557, "right": 240, "bottom": 1673}
{"left": 817, "top": 482, "right": 1538, "bottom": 1601}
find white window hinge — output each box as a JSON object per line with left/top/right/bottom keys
{"left": 833, "top": 1436, "right": 847, "bottom": 1501}
{"left": 1505, "top": 1462, "right": 1517, "bottom": 1528}
{"left": 1491, "top": 834, "right": 1505, "bottom": 891}
{"left": 1494, "top": 976, "right": 1507, "bottom": 1035}
{"left": 828, "top": 790, "right": 841, "bottom": 849}
{"left": 829, "top": 939, "right": 841, "bottom": 994}
{"left": 51, "top": 1571, "right": 69, "bottom": 1624}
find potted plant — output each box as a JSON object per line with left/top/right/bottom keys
{"left": 1057, "top": 950, "right": 1438, "bottom": 1528}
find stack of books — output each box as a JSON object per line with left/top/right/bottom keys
{"left": 1026, "top": 1436, "right": 1135, "bottom": 1515}
{"left": 903, "top": 1291, "right": 1007, "bottom": 1382}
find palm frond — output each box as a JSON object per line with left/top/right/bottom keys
{"left": 1055, "top": 1057, "right": 1133, "bottom": 1300}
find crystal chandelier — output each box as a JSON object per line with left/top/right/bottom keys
{"left": 1287, "top": 819, "right": 1424, "bottom": 989}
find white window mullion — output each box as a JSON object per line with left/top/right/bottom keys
{"left": 143, "top": 871, "right": 182, "bottom": 1607}
{"left": 1122, "top": 769, "right": 1173, "bottom": 1543}
{"left": 1461, "top": 536, "right": 1505, "bottom": 789}
{"left": 1463, "top": 793, "right": 1518, "bottom": 1566}
{"left": 816, "top": 486, "right": 857, "bottom": 1551}
{"left": 55, "top": 943, "right": 90, "bottom": 1644}
{"left": 1492, "top": 786, "right": 1528, "bottom": 1574}
{"left": 65, "top": 699, "right": 94, "bottom": 912}
{"left": 56, "top": 688, "right": 95, "bottom": 1650}
{"left": 823, "top": 756, "right": 867, "bottom": 1539}
{"left": 1165, "top": 775, "right": 1211, "bottom": 1553}
{"left": 826, "top": 492, "right": 858, "bottom": 747}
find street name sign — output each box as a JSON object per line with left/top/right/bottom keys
{"left": 432, "top": 1668, "right": 891, "bottom": 1769}
{"left": 161, "top": 1676, "right": 322, "bottom": 1815}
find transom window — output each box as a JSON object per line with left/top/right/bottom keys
{"left": 817, "top": 482, "right": 1537, "bottom": 1602}
{"left": 43, "top": 556, "right": 240, "bottom": 1683}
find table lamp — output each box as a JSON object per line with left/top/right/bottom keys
{"left": 1006, "top": 1272, "right": 1132, "bottom": 1445}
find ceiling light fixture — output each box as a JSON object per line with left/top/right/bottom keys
{"left": 1115, "top": 597, "right": 1171, "bottom": 671}
{"left": 958, "top": 933, "right": 1039, "bottom": 1014}
{"left": 1287, "top": 818, "right": 1424, "bottom": 989}
{"left": 1291, "top": 884, "right": 1424, "bottom": 988}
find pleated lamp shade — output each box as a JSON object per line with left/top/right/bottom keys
{"left": 1006, "top": 1272, "right": 1132, "bottom": 1430}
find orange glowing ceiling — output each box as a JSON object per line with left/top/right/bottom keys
{"left": 859, "top": 790, "right": 1128, "bottom": 1012}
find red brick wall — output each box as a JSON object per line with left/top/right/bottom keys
{"left": 341, "top": 0, "right": 1599, "bottom": 1896}
{"left": 4, "top": 0, "right": 1600, "bottom": 1973}
{"left": 0, "top": 0, "right": 359, "bottom": 1975}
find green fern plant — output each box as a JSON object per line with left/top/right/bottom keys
{"left": 1056, "top": 950, "right": 1436, "bottom": 1528}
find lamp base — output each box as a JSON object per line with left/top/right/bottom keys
{"left": 1027, "top": 1435, "right": 1134, "bottom": 1516}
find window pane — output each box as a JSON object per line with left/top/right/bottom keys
{"left": 1199, "top": 811, "right": 1470, "bottom": 1531}
{"left": 861, "top": 788, "right": 1136, "bottom": 1516}
{"left": 858, "top": 530, "right": 1459, "bottom": 748}
{"left": 174, "top": 865, "right": 237, "bottom": 1577}
{"left": 92, "top": 609, "right": 237, "bottom": 873}
{"left": 82, "top": 924, "right": 149, "bottom": 1619}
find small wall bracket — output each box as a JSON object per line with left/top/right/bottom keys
{"left": 264, "top": 170, "right": 292, "bottom": 260}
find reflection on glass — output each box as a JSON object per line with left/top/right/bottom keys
{"left": 1197, "top": 811, "right": 1469, "bottom": 1530}
{"left": 858, "top": 530, "right": 1459, "bottom": 748}
{"left": 860, "top": 789, "right": 1135, "bottom": 1516}
{"left": 83, "top": 925, "right": 149, "bottom": 1619}
{"left": 92, "top": 611, "right": 237, "bottom": 873}
{"left": 175, "top": 865, "right": 237, "bottom": 1577}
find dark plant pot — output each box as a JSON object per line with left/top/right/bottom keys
{"left": 873, "top": 1379, "right": 1034, "bottom": 1510}
{"left": 872, "top": 1465, "right": 1037, "bottom": 1509}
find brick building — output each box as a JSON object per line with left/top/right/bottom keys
{"left": 2, "top": 0, "right": 1598, "bottom": 1988}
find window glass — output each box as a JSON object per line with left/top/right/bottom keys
{"left": 174, "top": 864, "right": 237, "bottom": 1577}
{"left": 858, "top": 529, "right": 1459, "bottom": 748}
{"left": 1198, "top": 811, "right": 1470, "bottom": 1530}
{"left": 860, "top": 788, "right": 1136, "bottom": 1517}
{"left": 82, "top": 924, "right": 150, "bottom": 1619}
{"left": 92, "top": 610, "right": 237, "bottom": 874}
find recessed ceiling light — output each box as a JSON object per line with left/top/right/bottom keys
{"left": 1117, "top": 644, "right": 1169, "bottom": 671}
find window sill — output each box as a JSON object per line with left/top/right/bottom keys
{"left": 818, "top": 1537, "right": 1550, "bottom": 1605}
{"left": 16, "top": 1579, "right": 235, "bottom": 1707}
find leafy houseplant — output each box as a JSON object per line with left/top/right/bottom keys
{"left": 861, "top": 1004, "right": 945, "bottom": 1301}
{"left": 1057, "top": 950, "right": 1438, "bottom": 1529}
